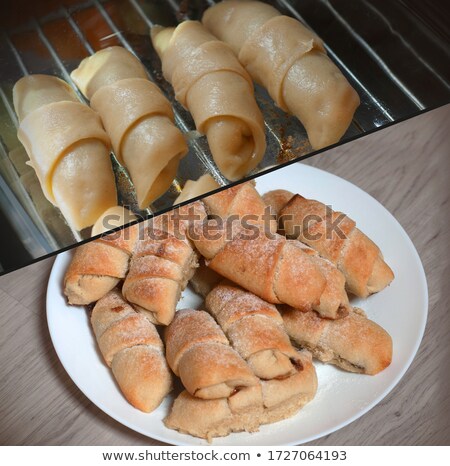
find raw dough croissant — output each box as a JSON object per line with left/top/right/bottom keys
{"left": 174, "top": 174, "right": 220, "bottom": 205}
{"left": 14, "top": 75, "right": 117, "bottom": 231}
{"left": 203, "top": 0, "right": 360, "bottom": 149}
{"left": 71, "top": 46, "right": 188, "bottom": 208}
{"left": 152, "top": 21, "right": 266, "bottom": 180}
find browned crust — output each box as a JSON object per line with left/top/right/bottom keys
{"left": 280, "top": 195, "right": 394, "bottom": 297}
{"left": 282, "top": 307, "right": 393, "bottom": 375}
{"left": 91, "top": 291, "right": 172, "bottom": 413}
{"left": 165, "top": 309, "right": 229, "bottom": 374}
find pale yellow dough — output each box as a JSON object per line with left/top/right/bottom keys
{"left": 203, "top": 0, "right": 360, "bottom": 149}
{"left": 71, "top": 47, "right": 188, "bottom": 208}
{"left": 14, "top": 75, "right": 117, "bottom": 231}
{"left": 152, "top": 21, "right": 266, "bottom": 181}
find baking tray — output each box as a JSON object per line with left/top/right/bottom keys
{"left": 0, "top": 0, "right": 449, "bottom": 274}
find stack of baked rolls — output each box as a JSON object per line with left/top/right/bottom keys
{"left": 122, "top": 201, "right": 207, "bottom": 325}
{"left": 71, "top": 46, "right": 188, "bottom": 209}
{"left": 13, "top": 75, "right": 117, "bottom": 231}
{"left": 63, "top": 178, "right": 394, "bottom": 441}
{"left": 263, "top": 188, "right": 394, "bottom": 373}
{"left": 164, "top": 306, "right": 317, "bottom": 440}
{"left": 202, "top": 0, "right": 360, "bottom": 149}
{"left": 151, "top": 20, "right": 266, "bottom": 180}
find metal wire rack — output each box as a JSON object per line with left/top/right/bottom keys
{"left": 0, "top": 0, "right": 448, "bottom": 273}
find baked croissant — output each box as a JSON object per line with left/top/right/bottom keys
{"left": 64, "top": 222, "right": 138, "bottom": 305}
{"left": 165, "top": 349, "right": 317, "bottom": 441}
{"left": 192, "top": 219, "right": 327, "bottom": 312}
{"left": 262, "top": 189, "right": 295, "bottom": 219}
{"left": 122, "top": 202, "right": 206, "bottom": 325}
{"left": 13, "top": 74, "right": 117, "bottom": 231}
{"left": 71, "top": 46, "right": 188, "bottom": 208}
{"left": 263, "top": 189, "right": 351, "bottom": 318}
{"left": 165, "top": 309, "right": 259, "bottom": 399}
{"left": 206, "top": 281, "right": 302, "bottom": 380}
{"left": 152, "top": 21, "right": 266, "bottom": 180}
{"left": 92, "top": 290, "right": 172, "bottom": 412}
{"left": 165, "top": 386, "right": 263, "bottom": 441}
{"left": 202, "top": 181, "right": 276, "bottom": 233}
{"left": 203, "top": 0, "right": 360, "bottom": 149}
{"left": 281, "top": 306, "right": 393, "bottom": 375}
{"left": 280, "top": 194, "right": 394, "bottom": 297}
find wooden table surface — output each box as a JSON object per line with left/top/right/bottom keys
{"left": 1, "top": 104, "right": 449, "bottom": 446}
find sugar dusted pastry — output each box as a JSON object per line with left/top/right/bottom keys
{"left": 164, "top": 386, "right": 263, "bottom": 441}
{"left": 165, "top": 349, "right": 317, "bottom": 441}
{"left": 280, "top": 194, "right": 394, "bottom": 297}
{"left": 165, "top": 309, "right": 259, "bottom": 399}
{"left": 64, "top": 222, "right": 139, "bottom": 305}
{"left": 152, "top": 21, "right": 266, "bottom": 180}
{"left": 122, "top": 202, "right": 207, "bottom": 325}
{"left": 206, "top": 282, "right": 301, "bottom": 379}
{"left": 202, "top": 180, "right": 276, "bottom": 233}
{"left": 282, "top": 307, "right": 393, "bottom": 375}
{"left": 71, "top": 46, "right": 188, "bottom": 208}
{"left": 262, "top": 189, "right": 295, "bottom": 219}
{"left": 91, "top": 290, "right": 172, "bottom": 412}
{"left": 192, "top": 219, "right": 327, "bottom": 313}
{"left": 13, "top": 75, "right": 117, "bottom": 231}
{"left": 203, "top": 1, "right": 360, "bottom": 149}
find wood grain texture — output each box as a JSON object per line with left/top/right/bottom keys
{"left": 0, "top": 104, "right": 449, "bottom": 446}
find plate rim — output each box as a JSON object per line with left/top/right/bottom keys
{"left": 46, "top": 163, "right": 429, "bottom": 446}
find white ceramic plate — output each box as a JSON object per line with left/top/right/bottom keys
{"left": 47, "top": 163, "right": 428, "bottom": 446}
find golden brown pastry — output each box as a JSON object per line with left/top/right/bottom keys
{"left": 280, "top": 194, "right": 394, "bottom": 297}
{"left": 203, "top": 1, "right": 360, "bottom": 149}
{"left": 202, "top": 180, "right": 276, "bottom": 233}
{"left": 281, "top": 306, "right": 393, "bottom": 375}
{"left": 91, "top": 290, "right": 172, "bottom": 412}
{"left": 295, "top": 242, "right": 351, "bottom": 319}
{"left": 263, "top": 189, "right": 351, "bottom": 318}
{"left": 165, "top": 309, "right": 259, "bottom": 399}
{"left": 164, "top": 386, "right": 263, "bottom": 442}
{"left": 13, "top": 74, "right": 117, "bottom": 231}
{"left": 122, "top": 202, "right": 206, "bottom": 325}
{"left": 164, "top": 349, "right": 317, "bottom": 441}
{"left": 71, "top": 46, "right": 188, "bottom": 208}
{"left": 192, "top": 219, "right": 327, "bottom": 312}
{"left": 206, "top": 282, "right": 302, "bottom": 379}
{"left": 262, "top": 189, "right": 295, "bottom": 219}
{"left": 64, "top": 223, "right": 138, "bottom": 305}
{"left": 152, "top": 21, "right": 266, "bottom": 180}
